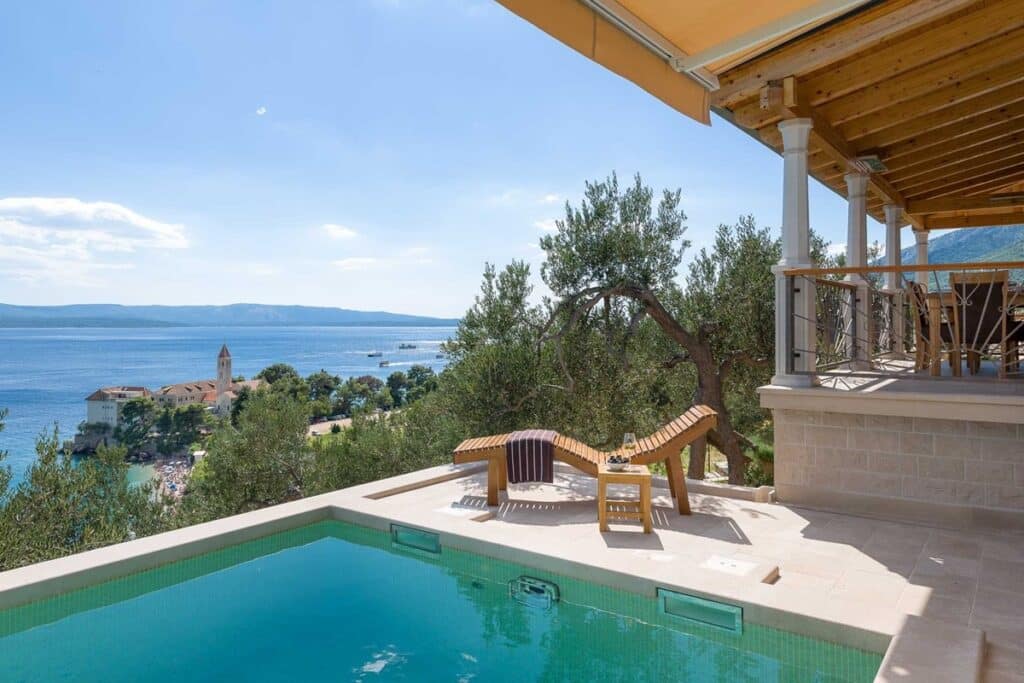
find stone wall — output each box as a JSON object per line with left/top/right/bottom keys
{"left": 773, "top": 409, "right": 1024, "bottom": 522}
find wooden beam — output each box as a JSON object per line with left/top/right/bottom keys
{"left": 851, "top": 82, "right": 1024, "bottom": 151}
{"left": 907, "top": 194, "right": 1024, "bottom": 215}
{"left": 883, "top": 119, "right": 1024, "bottom": 174}
{"left": 918, "top": 163, "right": 1024, "bottom": 200}
{"left": 819, "top": 29, "right": 1024, "bottom": 126}
{"left": 923, "top": 210, "right": 1024, "bottom": 230}
{"left": 901, "top": 152, "right": 1024, "bottom": 197}
{"left": 889, "top": 137, "right": 1024, "bottom": 185}
{"left": 798, "top": 2, "right": 1024, "bottom": 107}
{"left": 711, "top": 0, "right": 977, "bottom": 108}
{"left": 839, "top": 55, "right": 1024, "bottom": 142}
{"left": 962, "top": 170, "right": 1024, "bottom": 197}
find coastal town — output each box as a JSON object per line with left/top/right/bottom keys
{"left": 78, "top": 345, "right": 260, "bottom": 498}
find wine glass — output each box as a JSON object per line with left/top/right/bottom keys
{"left": 622, "top": 433, "right": 637, "bottom": 461}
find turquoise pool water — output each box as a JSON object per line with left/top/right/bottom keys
{"left": 0, "top": 522, "right": 882, "bottom": 682}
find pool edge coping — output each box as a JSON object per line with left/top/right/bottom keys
{"left": 0, "top": 463, "right": 985, "bottom": 683}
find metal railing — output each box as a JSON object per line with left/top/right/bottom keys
{"left": 783, "top": 261, "right": 1024, "bottom": 380}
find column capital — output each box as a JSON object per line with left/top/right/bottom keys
{"left": 778, "top": 117, "right": 812, "bottom": 152}
{"left": 883, "top": 204, "right": 903, "bottom": 225}
{"left": 844, "top": 171, "right": 869, "bottom": 198}
{"left": 913, "top": 229, "right": 929, "bottom": 246}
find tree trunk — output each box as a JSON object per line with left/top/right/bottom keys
{"left": 686, "top": 437, "right": 706, "bottom": 480}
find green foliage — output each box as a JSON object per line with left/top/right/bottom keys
{"left": 0, "top": 430, "right": 169, "bottom": 571}
{"left": 256, "top": 363, "right": 300, "bottom": 384}
{"left": 307, "top": 395, "right": 459, "bottom": 495}
{"left": 540, "top": 172, "right": 688, "bottom": 295}
{"left": 156, "top": 404, "right": 209, "bottom": 456}
{"left": 179, "top": 391, "right": 312, "bottom": 522}
{"left": 113, "top": 397, "right": 158, "bottom": 453}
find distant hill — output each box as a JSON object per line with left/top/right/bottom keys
{"left": 0, "top": 304, "right": 459, "bottom": 328}
{"left": 898, "top": 225, "right": 1024, "bottom": 266}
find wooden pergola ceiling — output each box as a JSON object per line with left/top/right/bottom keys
{"left": 711, "top": 0, "right": 1024, "bottom": 230}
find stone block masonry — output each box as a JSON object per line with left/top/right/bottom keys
{"left": 773, "top": 409, "right": 1024, "bottom": 520}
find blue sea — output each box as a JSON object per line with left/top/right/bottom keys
{"left": 0, "top": 326, "right": 455, "bottom": 486}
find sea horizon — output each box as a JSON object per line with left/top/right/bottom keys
{"left": 0, "top": 325, "right": 456, "bottom": 486}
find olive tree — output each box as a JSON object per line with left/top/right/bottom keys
{"left": 540, "top": 174, "right": 776, "bottom": 483}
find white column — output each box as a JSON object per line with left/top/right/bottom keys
{"left": 844, "top": 172, "right": 870, "bottom": 367}
{"left": 772, "top": 118, "right": 815, "bottom": 386}
{"left": 914, "top": 229, "right": 929, "bottom": 285}
{"left": 883, "top": 204, "right": 904, "bottom": 355}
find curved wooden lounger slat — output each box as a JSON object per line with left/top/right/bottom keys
{"left": 452, "top": 404, "right": 717, "bottom": 514}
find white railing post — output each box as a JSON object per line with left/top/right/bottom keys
{"left": 844, "top": 172, "right": 870, "bottom": 368}
{"left": 772, "top": 118, "right": 815, "bottom": 386}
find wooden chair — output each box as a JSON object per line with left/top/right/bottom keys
{"left": 452, "top": 405, "right": 718, "bottom": 514}
{"left": 950, "top": 270, "right": 1022, "bottom": 378}
{"left": 906, "top": 282, "right": 960, "bottom": 375}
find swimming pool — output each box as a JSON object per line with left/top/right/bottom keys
{"left": 0, "top": 521, "right": 881, "bottom": 682}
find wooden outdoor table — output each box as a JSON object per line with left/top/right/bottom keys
{"left": 597, "top": 463, "right": 652, "bottom": 533}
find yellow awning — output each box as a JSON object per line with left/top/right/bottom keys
{"left": 496, "top": 0, "right": 863, "bottom": 125}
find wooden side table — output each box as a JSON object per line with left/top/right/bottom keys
{"left": 597, "top": 463, "right": 652, "bottom": 533}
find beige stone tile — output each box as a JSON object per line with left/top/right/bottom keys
{"left": 815, "top": 447, "right": 866, "bottom": 469}
{"left": 983, "top": 640, "right": 1024, "bottom": 682}
{"left": 841, "top": 470, "right": 902, "bottom": 497}
{"left": 971, "top": 587, "right": 1024, "bottom": 639}
{"left": 776, "top": 422, "right": 806, "bottom": 445}
{"left": 979, "top": 557, "right": 1024, "bottom": 595}
{"left": 914, "top": 417, "right": 969, "bottom": 435}
{"left": 966, "top": 460, "right": 1016, "bottom": 484}
{"left": 987, "top": 486, "right": 1024, "bottom": 511}
{"left": 848, "top": 428, "right": 901, "bottom": 453}
{"left": 911, "top": 554, "right": 980, "bottom": 598}
{"left": 805, "top": 425, "right": 848, "bottom": 448}
{"left": 876, "top": 616, "right": 984, "bottom": 683}
{"left": 969, "top": 421, "right": 1019, "bottom": 439}
{"left": 981, "top": 439, "right": 1024, "bottom": 463}
{"left": 919, "top": 456, "right": 965, "bottom": 481}
{"left": 819, "top": 412, "right": 866, "bottom": 428}
{"left": 982, "top": 537, "right": 1024, "bottom": 563}
{"left": 870, "top": 452, "right": 919, "bottom": 476}
{"left": 896, "top": 584, "right": 973, "bottom": 624}
{"left": 774, "top": 569, "right": 836, "bottom": 592}
{"left": 900, "top": 431, "right": 935, "bottom": 456}
{"left": 863, "top": 523, "right": 932, "bottom": 556}
{"left": 831, "top": 568, "right": 908, "bottom": 604}
{"left": 866, "top": 415, "right": 914, "bottom": 431}
{"left": 924, "top": 532, "right": 983, "bottom": 561}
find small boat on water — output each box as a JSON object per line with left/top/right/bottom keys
{"left": 379, "top": 360, "right": 391, "bottom": 367}
{"left": 367, "top": 351, "right": 383, "bottom": 357}
{"left": 435, "top": 353, "right": 444, "bottom": 359}
{"left": 398, "top": 343, "right": 417, "bottom": 350}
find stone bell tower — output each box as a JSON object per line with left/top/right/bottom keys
{"left": 216, "top": 344, "right": 231, "bottom": 398}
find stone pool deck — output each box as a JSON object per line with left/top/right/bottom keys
{"left": 2, "top": 462, "right": 1021, "bottom": 682}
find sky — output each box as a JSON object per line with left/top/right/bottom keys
{"left": 0, "top": 0, "right": 891, "bottom": 318}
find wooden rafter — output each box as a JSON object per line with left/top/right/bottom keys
{"left": 883, "top": 122, "right": 1024, "bottom": 175}
{"left": 923, "top": 211, "right": 1024, "bottom": 230}
{"left": 906, "top": 195, "right": 1024, "bottom": 215}
{"left": 711, "top": 0, "right": 977, "bottom": 107}
{"left": 713, "top": 0, "right": 1024, "bottom": 230}
{"left": 838, "top": 56, "right": 1024, "bottom": 142}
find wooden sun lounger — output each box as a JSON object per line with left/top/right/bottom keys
{"left": 452, "top": 404, "right": 718, "bottom": 514}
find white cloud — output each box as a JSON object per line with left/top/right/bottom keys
{"left": 539, "top": 193, "right": 561, "bottom": 204}
{"left": 323, "top": 223, "right": 358, "bottom": 240}
{"left": 334, "top": 257, "right": 379, "bottom": 271}
{"left": 331, "top": 246, "right": 436, "bottom": 272}
{"left": 0, "top": 197, "right": 188, "bottom": 285}
{"left": 401, "top": 245, "right": 433, "bottom": 264}
{"left": 256, "top": 106, "right": 267, "bottom": 116}
{"left": 533, "top": 218, "right": 558, "bottom": 232}
{"left": 826, "top": 242, "right": 847, "bottom": 257}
